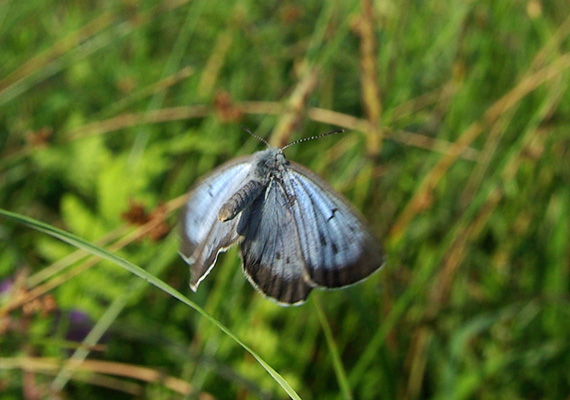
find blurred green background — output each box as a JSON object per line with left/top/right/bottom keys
{"left": 1, "top": 0, "right": 570, "bottom": 399}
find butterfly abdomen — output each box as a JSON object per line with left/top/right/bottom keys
{"left": 218, "top": 179, "right": 266, "bottom": 222}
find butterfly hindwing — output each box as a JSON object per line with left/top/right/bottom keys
{"left": 238, "top": 179, "right": 314, "bottom": 304}
{"left": 181, "top": 157, "right": 253, "bottom": 289}
{"left": 286, "top": 162, "right": 384, "bottom": 288}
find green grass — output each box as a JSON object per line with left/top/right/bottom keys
{"left": 1, "top": 0, "right": 570, "bottom": 399}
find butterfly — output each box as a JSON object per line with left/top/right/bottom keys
{"left": 180, "top": 129, "right": 384, "bottom": 305}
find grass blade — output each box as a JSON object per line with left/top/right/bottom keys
{"left": 0, "top": 208, "right": 302, "bottom": 400}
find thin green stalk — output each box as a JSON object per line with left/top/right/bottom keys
{"left": 0, "top": 209, "right": 302, "bottom": 400}
{"left": 313, "top": 295, "right": 353, "bottom": 400}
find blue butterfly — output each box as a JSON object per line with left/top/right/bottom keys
{"left": 180, "top": 130, "right": 384, "bottom": 305}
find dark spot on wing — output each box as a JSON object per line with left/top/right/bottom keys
{"left": 327, "top": 208, "right": 338, "bottom": 222}
{"left": 276, "top": 251, "right": 281, "bottom": 260}
{"left": 331, "top": 242, "right": 339, "bottom": 255}
{"left": 319, "top": 231, "right": 327, "bottom": 246}
{"left": 288, "top": 194, "right": 297, "bottom": 207}
{"left": 286, "top": 256, "right": 291, "bottom": 264}
{"left": 207, "top": 184, "right": 214, "bottom": 198}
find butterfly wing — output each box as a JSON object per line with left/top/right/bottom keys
{"left": 181, "top": 157, "right": 253, "bottom": 290}
{"left": 237, "top": 179, "right": 315, "bottom": 305}
{"left": 286, "top": 162, "right": 385, "bottom": 288}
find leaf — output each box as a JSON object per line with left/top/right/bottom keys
{"left": 61, "top": 193, "right": 105, "bottom": 240}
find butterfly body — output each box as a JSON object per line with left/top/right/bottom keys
{"left": 181, "top": 146, "right": 384, "bottom": 305}
{"left": 218, "top": 148, "right": 285, "bottom": 222}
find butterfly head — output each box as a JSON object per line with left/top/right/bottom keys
{"left": 254, "top": 147, "right": 288, "bottom": 178}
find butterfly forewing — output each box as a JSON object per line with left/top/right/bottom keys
{"left": 287, "top": 162, "right": 384, "bottom": 288}
{"left": 181, "top": 158, "right": 253, "bottom": 289}
{"left": 237, "top": 179, "right": 314, "bottom": 304}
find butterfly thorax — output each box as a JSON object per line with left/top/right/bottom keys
{"left": 217, "top": 148, "right": 287, "bottom": 222}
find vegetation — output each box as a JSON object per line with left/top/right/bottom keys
{"left": 1, "top": 0, "right": 569, "bottom": 398}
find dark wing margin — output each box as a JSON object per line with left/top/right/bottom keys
{"left": 238, "top": 179, "right": 314, "bottom": 305}
{"left": 286, "top": 161, "right": 385, "bottom": 288}
{"left": 180, "top": 157, "right": 252, "bottom": 290}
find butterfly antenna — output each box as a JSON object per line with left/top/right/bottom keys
{"left": 241, "top": 126, "right": 271, "bottom": 148}
{"left": 282, "top": 129, "right": 345, "bottom": 150}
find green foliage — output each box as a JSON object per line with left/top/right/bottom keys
{"left": 1, "top": 0, "right": 570, "bottom": 399}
